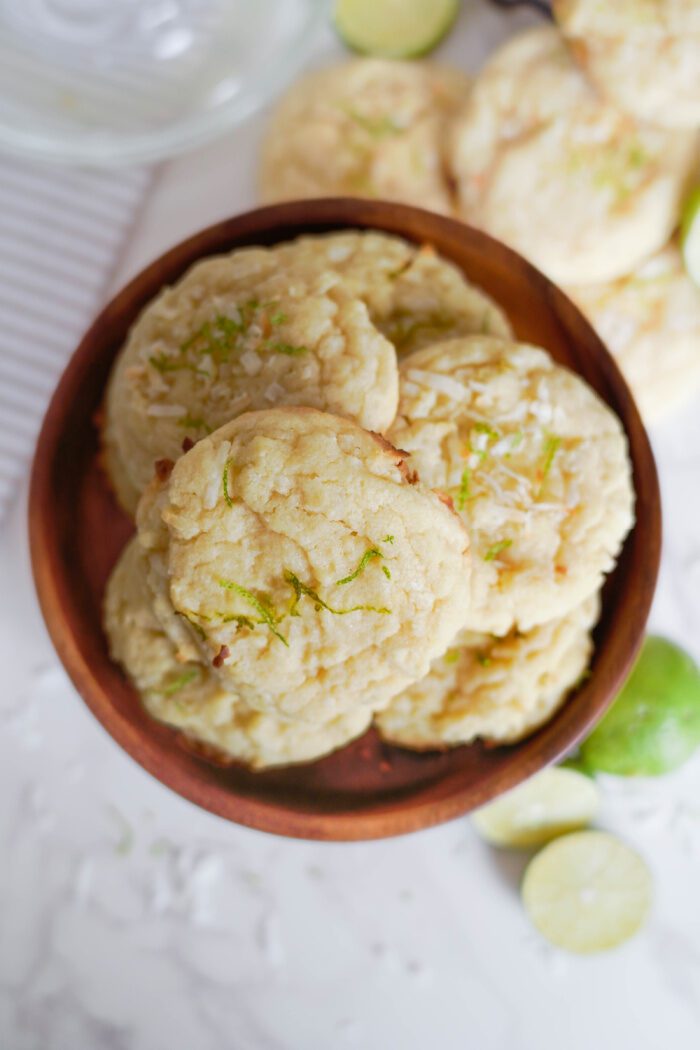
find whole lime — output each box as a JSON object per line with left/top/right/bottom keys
{"left": 580, "top": 636, "right": 700, "bottom": 776}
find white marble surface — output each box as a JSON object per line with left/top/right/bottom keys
{"left": 2, "top": 4, "right": 700, "bottom": 1048}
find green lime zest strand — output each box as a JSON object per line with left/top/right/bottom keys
{"left": 456, "top": 468, "right": 472, "bottom": 511}
{"left": 269, "top": 311, "right": 287, "bottom": 326}
{"left": 443, "top": 649, "right": 460, "bottom": 665}
{"left": 161, "top": 668, "right": 199, "bottom": 695}
{"left": 222, "top": 458, "right": 234, "bottom": 508}
{"left": 284, "top": 571, "right": 390, "bottom": 617}
{"left": 178, "top": 611, "right": 208, "bottom": 639}
{"left": 474, "top": 422, "right": 500, "bottom": 439}
{"left": 180, "top": 314, "right": 244, "bottom": 364}
{"left": 149, "top": 351, "right": 209, "bottom": 377}
{"left": 381, "top": 565, "right": 391, "bottom": 580}
{"left": 537, "top": 435, "right": 562, "bottom": 497}
{"left": 476, "top": 652, "right": 492, "bottom": 668}
{"left": 149, "top": 352, "right": 183, "bottom": 373}
{"left": 469, "top": 422, "right": 501, "bottom": 460}
{"left": 218, "top": 579, "right": 288, "bottom": 646}
{"left": 335, "top": 548, "right": 383, "bottom": 586}
{"left": 382, "top": 534, "right": 395, "bottom": 544}
{"left": 628, "top": 141, "right": 648, "bottom": 169}
{"left": 345, "top": 107, "right": 402, "bottom": 139}
{"left": 484, "top": 539, "right": 513, "bottom": 562}
{"left": 221, "top": 613, "right": 258, "bottom": 630}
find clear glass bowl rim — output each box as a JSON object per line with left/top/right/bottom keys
{"left": 0, "top": 0, "right": 327, "bottom": 167}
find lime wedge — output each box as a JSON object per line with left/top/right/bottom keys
{"left": 681, "top": 185, "right": 700, "bottom": 288}
{"left": 580, "top": 636, "right": 700, "bottom": 776}
{"left": 522, "top": 832, "right": 652, "bottom": 954}
{"left": 471, "top": 768, "right": 600, "bottom": 848}
{"left": 334, "top": 0, "right": 460, "bottom": 58}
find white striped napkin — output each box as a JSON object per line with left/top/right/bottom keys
{"left": 0, "top": 158, "right": 151, "bottom": 518}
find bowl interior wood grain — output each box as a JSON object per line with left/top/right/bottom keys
{"left": 29, "top": 199, "right": 661, "bottom": 841}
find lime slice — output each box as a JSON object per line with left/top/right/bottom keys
{"left": 334, "top": 0, "right": 460, "bottom": 59}
{"left": 522, "top": 831, "right": 652, "bottom": 954}
{"left": 471, "top": 768, "right": 600, "bottom": 848}
{"left": 580, "top": 636, "right": 700, "bottom": 776}
{"left": 681, "top": 185, "right": 700, "bottom": 288}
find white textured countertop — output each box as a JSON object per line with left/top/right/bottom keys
{"left": 2, "top": 4, "right": 700, "bottom": 1048}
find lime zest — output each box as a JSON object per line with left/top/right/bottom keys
{"left": 681, "top": 184, "right": 700, "bottom": 288}
{"left": 149, "top": 352, "right": 182, "bottom": 373}
{"left": 443, "top": 649, "right": 460, "bottom": 665}
{"left": 344, "top": 106, "right": 403, "bottom": 139}
{"left": 484, "top": 539, "right": 513, "bottom": 562}
{"left": 474, "top": 422, "right": 500, "bottom": 439}
{"left": 335, "top": 547, "right": 383, "bottom": 586}
{"left": 181, "top": 313, "right": 244, "bottom": 364}
{"left": 149, "top": 352, "right": 208, "bottom": 376}
{"left": 218, "top": 579, "right": 288, "bottom": 646}
{"left": 222, "top": 458, "right": 234, "bottom": 508}
{"left": 285, "top": 570, "right": 390, "bottom": 617}
{"left": 537, "top": 435, "right": 562, "bottom": 497}
{"left": 475, "top": 652, "right": 492, "bottom": 668}
{"left": 504, "top": 428, "right": 525, "bottom": 459}
{"left": 221, "top": 613, "right": 258, "bottom": 630}
{"left": 382, "top": 534, "right": 395, "bottom": 544}
{"left": 456, "top": 467, "right": 472, "bottom": 511}
{"left": 469, "top": 422, "right": 501, "bottom": 461}
{"left": 269, "top": 311, "right": 287, "bottom": 326}
{"left": 161, "top": 668, "right": 199, "bottom": 695}
{"left": 177, "top": 611, "right": 208, "bottom": 640}
{"left": 628, "top": 141, "right": 648, "bottom": 169}
{"left": 381, "top": 565, "right": 391, "bottom": 580}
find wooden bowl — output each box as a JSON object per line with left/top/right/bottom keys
{"left": 29, "top": 199, "right": 661, "bottom": 841}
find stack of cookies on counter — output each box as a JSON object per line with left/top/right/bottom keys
{"left": 103, "top": 231, "right": 634, "bottom": 769}
{"left": 259, "top": 1, "right": 700, "bottom": 424}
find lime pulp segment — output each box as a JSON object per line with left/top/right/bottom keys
{"left": 521, "top": 831, "right": 652, "bottom": 954}
{"left": 471, "top": 767, "right": 600, "bottom": 848}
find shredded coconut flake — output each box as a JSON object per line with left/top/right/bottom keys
{"left": 146, "top": 403, "right": 187, "bottom": 417}
{"left": 491, "top": 437, "right": 513, "bottom": 457}
{"left": 240, "top": 350, "right": 262, "bottom": 376}
{"left": 405, "top": 369, "right": 471, "bottom": 401}
{"left": 264, "top": 382, "right": 285, "bottom": 403}
{"left": 530, "top": 400, "right": 553, "bottom": 424}
{"left": 230, "top": 393, "right": 252, "bottom": 413}
{"left": 327, "top": 244, "right": 353, "bottom": 262}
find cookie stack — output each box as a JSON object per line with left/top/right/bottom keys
{"left": 258, "top": 5, "right": 700, "bottom": 422}
{"left": 103, "top": 232, "right": 634, "bottom": 769}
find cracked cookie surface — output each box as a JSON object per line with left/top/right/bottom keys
{"left": 137, "top": 407, "right": 472, "bottom": 722}
{"left": 388, "top": 336, "right": 634, "bottom": 634}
